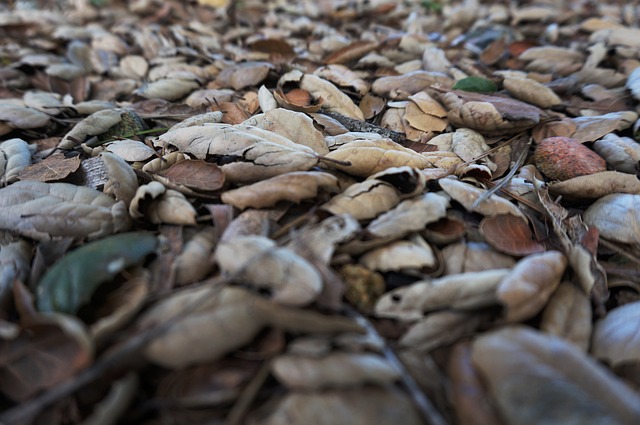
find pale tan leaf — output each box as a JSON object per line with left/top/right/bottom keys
{"left": 571, "top": 111, "right": 638, "bottom": 142}
{"left": 472, "top": 326, "right": 640, "bottom": 425}
{"left": 221, "top": 171, "right": 339, "bottom": 210}
{"left": 442, "top": 242, "right": 516, "bottom": 274}
{"left": 583, "top": 194, "right": 640, "bottom": 244}
{"left": 549, "top": 171, "right": 640, "bottom": 200}
{"left": 174, "top": 227, "right": 218, "bottom": 286}
{"left": 399, "top": 311, "right": 482, "bottom": 351}
{"left": 593, "top": 133, "right": 640, "bottom": 174}
{"left": 23, "top": 90, "right": 63, "bottom": 115}
{"left": 503, "top": 76, "right": 562, "bottom": 109}
{"left": 404, "top": 101, "right": 448, "bottom": 132}
{"left": 244, "top": 108, "right": 329, "bottom": 155}
{"left": 540, "top": 282, "right": 592, "bottom": 352}
{"left": 0, "top": 181, "right": 131, "bottom": 241}
{"left": 129, "top": 181, "right": 197, "bottom": 225}
{"left": 314, "top": 64, "right": 369, "bottom": 96}
{"left": 272, "top": 352, "right": 399, "bottom": 390}
{"left": 101, "top": 152, "right": 138, "bottom": 205}
{"left": 154, "top": 124, "right": 318, "bottom": 183}
{"left": 184, "top": 89, "right": 234, "bottom": 108}
{"left": 372, "top": 70, "right": 454, "bottom": 98}
{"left": 592, "top": 301, "right": 640, "bottom": 368}
{"left": 216, "top": 62, "right": 272, "bottom": 90}
{"left": 117, "top": 55, "right": 148, "bottom": 79}
{"left": 142, "top": 152, "right": 188, "bottom": 174}
{"left": 134, "top": 78, "right": 199, "bottom": 101}
{"left": 299, "top": 74, "right": 364, "bottom": 120}
{"left": 0, "top": 138, "right": 33, "bottom": 184}
{"left": 324, "top": 138, "right": 435, "bottom": 177}
{"left": 497, "top": 251, "right": 567, "bottom": 322}
{"left": 359, "top": 236, "right": 437, "bottom": 273}
{"left": 321, "top": 179, "right": 401, "bottom": 221}
{"left": 214, "top": 235, "right": 322, "bottom": 306}
{"left": 451, "top": 128, "right": 494, "bottom": 170}
{"left": 105, "top": 139, "right": 157, "bottom": 162}
{"left": 258, "top": 85, "right": 278, "bottom": 113}
{"left": 0, "top": 103, "right": 51, "bottom": 133}
{"left": 375, "top": 269, "right": 509, "bottom": 320}
{"left": 366, "top": 192, "right": 449, "bottom": 239}
{"left": 168, "top": 112, "right": 224, "bottom": 132}
{"left": 438, "top": 178, "right": 525, "bottom": 218}
{"left": 254, "top": 386, "right": 423, "bottom": 425}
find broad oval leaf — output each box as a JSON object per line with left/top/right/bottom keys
{"left": 36, "top": 231, "right": 158, "bottom": 314}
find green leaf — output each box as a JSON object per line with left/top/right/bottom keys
{"left": 452, "top": 77, "right": 498, "bottom": 93}
{"left": 37, "top": 232, "right": 158, "bottom": 314}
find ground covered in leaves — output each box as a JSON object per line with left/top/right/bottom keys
{"left": 2, "top": 0, "right": 640, "bottom": 424}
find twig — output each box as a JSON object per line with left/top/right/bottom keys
{"left": 321, "top": 110, "right": 411, "bottom": 146}
{"left": 225, "top": 358, "right": 274, "bottom": 425}
{"left": 345, "top": 307, "right": 448, "bottom": 425}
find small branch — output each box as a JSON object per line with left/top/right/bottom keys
{"left": 321, "top": 110, "right": 411, "bottom": 146}
{"left": 345, "top": 307, "right": 448, "bottom": 425}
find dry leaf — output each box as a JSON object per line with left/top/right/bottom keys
{"left": 314, "top": 65, "right": 369, "bottom": 96}
{"left": 442, "top": 242, "right": 516, "bottom": 274}
{"left": 359, "top": 235, "right": 437, "bottom": 273}
{"left": 502, "top": 76, "right": 562, "bottom": 109}
{"left": 472, "top": 326, "right": 640, "bottom": 425}
{"left": 372, "top": 71, "right": 454, "bottom": 98}
{"left": 0, "top": 138, "right": 33, "bottom": 184}
{"left": 221, "top": 171, "right": 338, "bottom": 210}
{"left": 583, "top": 194, "right": 640, "bottom": 245}
{"left": 214, "top": 235, "right": 322, "bottom": 306}
{"left": 479, "top": 214, "right": 545, "bottom": 256}
{"left": 497, "top": 251, "right": 567, "bottom": 322}
{"left": 548, "top": 171, "right": 640, "bottom": 199}
{"left": 375, "top": 269, "right": 509, "bottom": 320}
{"left": 129, "top": 181, "right": 197, "bottom": 225}
{"left": 0, "top": 313, "right": 93, "bottom": 402}
{"left": 104, "top": 139, "right": 157, "bottom": 162}
{"left": 101, "top": 152, "right": 139, "bottom": 205}
{"left": 438, "top": 178, "right": 525, "bottom": 218}
{"left": 216, "top": 62, "right": 272, "bottom": 90}
{"left": 158, "top": 159, "right": 225, "bottom": 192}
{"left": 540, "top": 282, "right": 592, "bottom": 351}
{"left": 571, "top": 111, "right": 638, "bottom": 142}
{"left": 593, "top": 133, "right": 640, "bottom": 174}
{"left": 254, "top": 386, "right": 423, "bottom": 425}
{"left": 16, "top": 153, "right": 80, "bottom": 183}
{"left": 399, "top": 310, "right": 482, "bottom": 352}
{"left": 0, "top": 181, "right": 130, "bottom": 241}
{"left": 321, "top": 179, "right": 401, "bottom": 221}
{"left": 299, "top": 74, "right": 364, "bottom": 120}
{"left": 0, "top": 104, "right": 51, "bottom": 135}
{"left": 174, "top": 227, "right": 218, "bottom": 286}
{"left": 366, "top": 192, "right": 449, "bottom": 239}
{"left": 592, "top": 301, "right": 640, "bottom": 369}
{"left": 271, "top": 352, "right": 399, "bottom": 390}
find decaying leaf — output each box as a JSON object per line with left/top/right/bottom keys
{"left": 0, "top": 103, "right": 51, "bottom": 136}
{"left": 0, "top": 313, "right": 93, "bottom": 402}
{"left": 299, "top": 74, "right": 364, "bottom": 120}
{"left": 480, "top": 214, "right": 545, "bottom": 256}
{"left": 134, "top": 78, "right": 199, "bottom": 101}
{"left": 214, "top": 235, "right": 322, "bottom": 306}
{"left": 59, "top": 109, "right": 135, "bottom": 149}
{"left": 502, "top": 76, "right": 562, "bottom": 109}
{"left": 593, "top": 133, "right": 640, "bottom": 174}
{"left": 101, "top": 152, "right": 138, "bottom": 205}
{"left": 36, "top": 231, "right": 157, "bottom": 314}
{"left": 221, "top": 171, "right": 339, "bottom": 210}
{"left": 174, "top": 227, "right": 218, "bottom": 286}
{"left": 549, "top": 171, "right": 640, "bottom": 200}
{"left": 321, "top": 178, "right": 401, "bottom": 221}
{"left": 0, "top": 181, "right": 131, "bottom": 241}
{"left": 359, "top": 235, "right": 437, "bottom": 273}
{"left": 472, "top": 326, "right": 640, "bottom": 425}
{"left": 399, "top": 310, "right": 483, "bottom": 352}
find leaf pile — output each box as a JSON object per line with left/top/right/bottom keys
{"left": 1, "top": 0, "right": 640, "bottom": 424}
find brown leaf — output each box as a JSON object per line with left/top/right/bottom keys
{"left": 0, "top": 314, "right": 93, "bottom": 402}
{"left": 479, "top": 214, "right": 545, "bottom": 256}
{"left": 16, "top": 152, "right": 80, "bottom": 183}
{"left": 159, "top": 159, "right": 225, "bottom": 192}
{"left": 583, "top": 194, "right": 640, "bottom": 245}
{"left": 323, "top": 40, "right": 379, "bottom": 65}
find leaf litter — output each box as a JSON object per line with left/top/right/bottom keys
{"left": 1, "top": 0, "right": 640, "bottom": 424}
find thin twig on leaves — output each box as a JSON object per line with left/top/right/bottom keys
{"left": 321, "top": 110, "right": 411, "bottom": 146}
{"left": 345, "top": 307, "right": 448, "bottom": 425}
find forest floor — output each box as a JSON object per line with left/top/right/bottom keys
{"left": 1, "top": 0, "right": 640, "bottom": 424}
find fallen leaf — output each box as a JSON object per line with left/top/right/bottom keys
{"left": 479, "top": 214, "right": 545, "bottom": 256}
{"left": 583, "top": 194, "right": 640, "bottom": 245}
{"left": 36, "top": 231, "right": 157, "bottom": 314}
